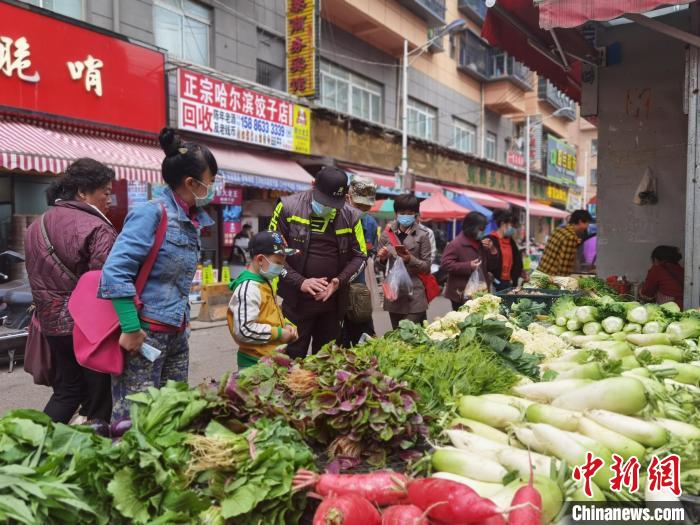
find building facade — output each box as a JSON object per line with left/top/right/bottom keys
{"left": 2, "top": 0, "right": 598, "bottom": 262}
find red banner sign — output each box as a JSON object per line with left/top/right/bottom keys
{"left": 507, "top": 150, "right": 525, "bottom": 169}
{"left": 0, "top": 2, "right": 166, "bottom": 133}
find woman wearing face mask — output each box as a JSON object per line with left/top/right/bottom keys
{"left": 376, "top": 194, "right": 432, "bottom": 329}
{"left": 25, "top": 158, "right": 116, "bottom": 424}
{"left": 483, "top": 209, "right": 524, "bottom": 292}
{"left": 99, "top": 128, "right": 221, "bottom": 422}
{"left": 441, "top": 211, "right": 490, "bottom": 310}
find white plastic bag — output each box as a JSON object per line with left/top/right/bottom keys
{"left": 383, "top": 257, "right": 413, "bottom": 302}
{"left": 463, "top": 267, "right": 488, "bottom": 299}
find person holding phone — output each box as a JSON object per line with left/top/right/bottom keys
{"left": 376, "top": 194, "right": 432, "bottom": 329}
{"left": 441, "top": 211, "right": 490, "bottom": 311}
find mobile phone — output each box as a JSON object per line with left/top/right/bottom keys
{"left": 395, "top": 244, "right": 408, "bottom": 255}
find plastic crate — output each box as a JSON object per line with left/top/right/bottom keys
{"left": 495, "top": 287, "right": 580, "bottom": 309}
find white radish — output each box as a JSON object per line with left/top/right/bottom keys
{"left": 586, "top": 409, "right": 670, "bottom": 447}
{"left": 551, "top": 377, "right": 648, "bottom": 415}
{"left": 431, "top": 472, "right": 503, "bottom": 498}
{"left": 512, "top": 379, "right": 594, "bottom": 403}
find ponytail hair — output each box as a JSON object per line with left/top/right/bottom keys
{"left": 158, "top": 127, "right": 218, "bottom": 188}
{"left": 46, "top": 158, "right": 115, "bottom": 205}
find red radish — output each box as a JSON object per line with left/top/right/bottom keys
{"left": 507, "top": 453, "right": 542, "bottom": 525}
{"left": 294, "top": 470, "right": 409, "bottom": 506}
{"left": 381, "top": 505, "right": 428, "bottom": 525}
{"left": 408, "top": 478, "right": 502, "bottom": 524}
{"left": 478, "top": 515, "right": 507, "bottom": 525}
{"left": 313, "top": 493, "right": 382, "bottom": 525}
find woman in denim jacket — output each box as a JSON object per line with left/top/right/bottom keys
{"left": 100, "top": 128, "right": 220, "bottom": 421}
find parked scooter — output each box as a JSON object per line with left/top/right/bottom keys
{"left": 0, "top": 251, "right": 32, "bottom": 372}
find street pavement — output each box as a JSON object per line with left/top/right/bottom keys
{"left": 0, "top": 298, "right": 451, "bottom": 415}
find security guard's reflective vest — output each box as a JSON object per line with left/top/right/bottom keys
{"left": 268, "top": 190, "right": 366, "bottom": 313}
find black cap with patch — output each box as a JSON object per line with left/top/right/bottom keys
{"left": 249, "top": 231, "right": 298, "bottom": 257}
{"left": 313, "top": 166, "right": 349, "bottom": 209}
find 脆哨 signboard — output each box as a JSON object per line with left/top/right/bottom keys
{"left": 286, "top": 0, "right": 317, "bottom": 98}
{"left": 177, "top": 68, "right": 311, "bottom": 154}
{"left": 0, "top": 2, "right": 166, "bottom": 133}
{"left": 547, "top": 134, "right": 578, "bottom": 186}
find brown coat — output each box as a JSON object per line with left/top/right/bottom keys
{"left": 25, "top": 201, "right": 116, "bottom": 336}
{"left": 440, "top": 232, "right": 489, "bottom": 304}
{"left": 377, "top": 222, "right": 432, "bottom": 314}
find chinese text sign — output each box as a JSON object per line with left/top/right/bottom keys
{"left": 286, "top": 0, "right": 317, "bottom": 98}
{"left": 177, "top": 68, "right": 311, "bottom": 154}
{"left": 0, "top": 2, "right": 165, "bottom": 133}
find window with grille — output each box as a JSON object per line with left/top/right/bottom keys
{"left": 256, "top": 60, "right": 285, "bottom": 91}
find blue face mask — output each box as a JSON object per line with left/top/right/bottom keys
{"left": 397, "top": 214, "right": 415, "bottom": 228}
{"left": 260, "top": 256, "right": 283, "bottom": 281}
{"left": 504, "top": 226, "right": 516, "bottom": 238}
{"left": 476, "top": 230, "right": 485, "bottom": 240}
{"left": 311, "top": 199, "right": 334, "bottom": 218}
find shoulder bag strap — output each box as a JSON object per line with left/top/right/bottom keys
{"left": 385, "top": 226, "right": 400, "bottom": 248}
{"left": 40, "top": 214, "right": 78, "bottom": 282}
{"left": 134, "top": 204, "right": 168, "bottom": 295}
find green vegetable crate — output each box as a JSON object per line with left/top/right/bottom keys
{"left": 495, "top": 288, "right": 580, "bottom": 309}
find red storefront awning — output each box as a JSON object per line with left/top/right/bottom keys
{"left": 420, "top": 192, "right": 471, "bottom": 221}
{"left": 499, "top": 195, "right": 569, "bottom": 218}
{"left": 482, "top": 0, "right": 600, "bottom": 102}
{"left": 538, "top": 0, "right": 692, "bottom": 30}
{"left": 0, "top": 118, "right": 162, "bottom": 183}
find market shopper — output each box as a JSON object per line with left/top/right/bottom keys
{"left": 537, "top": 209, "right": 593, "bottom": 277}
{"left": 377, "top": 193, "right": 432, "bottom": 329}
{"left": 640, "top": 245, "right": 684, "bottom": 307}
{"left": 440, "top": 211, "right": 489, "bottom": 311}
{"left": 25, "top": 158, "right": 116, "bottom": 424}
{"left": 268, "top": 166, "right": 367, "bottom": 359}
{"left": 483, "top": 209, "right": 523, "bottom": 292}
{"left": 228, "top": 231, "right": 299, "bottom": 369}
{"left": 99, "top": 128, "right": 220, "bottom": 422}
{"left": 340, "top": 176, "right": 378, "bottom": 347}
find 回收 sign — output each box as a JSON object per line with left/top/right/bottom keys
{"left": 177, "top": 68, "right": 311, "bottom": 154}
{"left": 286, "top": 0, "right": 318, "bottom": 98}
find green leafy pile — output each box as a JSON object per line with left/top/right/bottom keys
{"left": 0, "top": 381, "right": 315, "bottom": 525}
{"left": 355, "top": 333, "right": 520, "bottom": 433}
{"left": 509, "top": 298, "right": 547, "bottom": 328}
{"left": 0, "top": 410, "right": 109, "bottom": 524}
{"left": 226, "top": 347, "right": 428, "bottom": 466}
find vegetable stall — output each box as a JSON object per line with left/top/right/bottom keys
{"left": 0, "top": 278, "right": 698, "bottom": 524}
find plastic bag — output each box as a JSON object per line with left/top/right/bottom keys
{"left": 383, "top": 257, "right": 413, "bottom": 302}
{"left": 463, "top": 267, "right": 488, "bottom": 299}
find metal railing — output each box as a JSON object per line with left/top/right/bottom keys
{"left": 488, "top": 53, "right": 533, "bottom": 88}
{"left": 399, "top": 0, "right": 446, "bottom": 24}
{"left": 538, "top": 77, "right": 576, "bottom": 118}
{"left": 458, "top": 0, "right": 487, "bottom": 23}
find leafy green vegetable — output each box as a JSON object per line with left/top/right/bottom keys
{"left": 356, "top": 330, "right": 520, "bottom": 434}
{"left": 509, "top": 298, "right": 547, "bottom": 328}
{"left": 226, "top": 346, "right": 428, "bottom": 466}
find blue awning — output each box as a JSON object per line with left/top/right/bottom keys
{"left": 452, "top": 193, "right": 494, "bottom": 219}
{"left": 220, "top": 170, "right": 311, "bottom": 192}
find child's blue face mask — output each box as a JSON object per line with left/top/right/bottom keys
{"left": 260, "top": 256, "right": 283, "bottom": 281}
